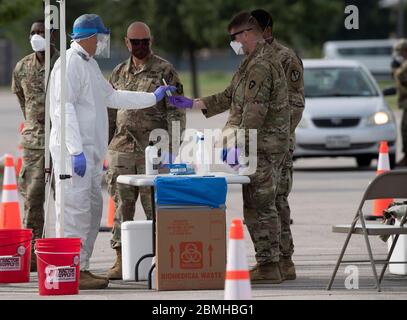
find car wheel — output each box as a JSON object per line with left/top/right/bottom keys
{"left": 356, "top": 156, "right": 373, "bottom": 168}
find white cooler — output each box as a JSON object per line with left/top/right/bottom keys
{"left": 122, "top": 221, "right": 153, "bottom": 281}
{"left": 387, "top": 221, "right": 407, "bottom": 275}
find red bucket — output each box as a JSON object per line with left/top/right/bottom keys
{"left": 35, "top": 238, "right": 81, "bottom": 296}
{"left": 0, "top": 229, "right": 32, "bottom": 283}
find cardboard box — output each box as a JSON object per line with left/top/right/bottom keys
{"left": 156, "top": 206, "right": 226, "bottom": 291}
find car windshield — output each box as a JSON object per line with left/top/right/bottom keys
{"left": 304, "top": 67, "right": 379, "bottom": 98}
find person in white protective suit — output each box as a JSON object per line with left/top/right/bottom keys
{"left": 49, "top": 14, "right": 176, "bottom": 290}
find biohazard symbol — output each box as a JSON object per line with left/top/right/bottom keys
{"left": 180, "top": 242, "right": 203, "bottom": 269}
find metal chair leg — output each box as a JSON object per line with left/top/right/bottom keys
{"left": 360, "top": 217, "right": 381, "bottom": 292}
{"left": 327, "top": 214, "right": 359, "bottom": 290}
{"left": 379, "top": 234, "right": 400, "bottom": 284}
{"left": 327, "top": 231, "right": 354, "bottom": 290}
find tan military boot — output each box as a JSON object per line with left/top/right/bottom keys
{"left": 250, "top": 262, "right": 283, "bottom": 284}
{"left": 279, "top": 257, "right": 296, "bottom": 280}
{"left": 90, "top": 272, "right": 108, "bottom": 281}
{"left": 107, "top": 248, "right": 122, "bottom": 280}
{"left": 79, "top": 271, "right": 109, "bottom": 290}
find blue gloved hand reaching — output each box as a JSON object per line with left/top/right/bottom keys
{"left": 222, "top": 147, "right": 241, "bottom": 170}
{"left": 168, "top": 96, "right": 194, "bottom": 109}
{"left": 72, "top": 152, "right": 87, "bottom": 177}
{"left": 154, "top": 86, "right": 177, "bottom": 102}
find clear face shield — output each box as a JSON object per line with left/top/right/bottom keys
{"left": 95, "top": 33, "right": 110, "bottom": 59}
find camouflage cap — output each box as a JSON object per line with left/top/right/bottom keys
{"left": 394, "top": 39, "right": 407, "bottom": 54}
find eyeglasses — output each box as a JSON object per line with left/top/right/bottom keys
{"left": 229, "top": 28, "right": 252, "bottom": 42}
{"left": 128, "top": 38, "right": 150, "bottom": 46}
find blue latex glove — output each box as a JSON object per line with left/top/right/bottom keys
{"left": 72, "top": 152, "right": 87, "bottom": 177}
{"left": 168, "top": 96, "right": 194, "bottom": 109}
{"left": 154, "top": 86, "right": 177, "bottom": 102}
{"left": 222, "top": 147, "right": 241, "bottom": 168}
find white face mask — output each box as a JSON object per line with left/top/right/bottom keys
{"left": 30, "top": 34, "right": 46, "bottom": 52}
{"left": 230, "top": 41, "right": 244, "bottom": 55}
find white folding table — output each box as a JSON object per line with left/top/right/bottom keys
{"left": 117, "top": 172, "right": 251, "bottom": 289}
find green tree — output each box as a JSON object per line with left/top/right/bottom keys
{"left": 332, "top": 0, "right": 396, "bottom": 40}
{"left": 3, "top": 0, "right": 399, "bottom": 90}
{"left": 0, "top": 0, "right": 43, "bottom": 53}
{"left": 0, "top": 0, "right": 39, "bottom": 26}
{"left": 96, "top": 0, "right": 345, "bottom": 95}
{"left": 96, "top": 0, "right": 252, "bottom": 97}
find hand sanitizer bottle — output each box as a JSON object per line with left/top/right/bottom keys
{"left": 145, "top": 142, "right": 159, "bottom": 176}
{"left": 196, "top": 131, "right": 210, "bottom": 175}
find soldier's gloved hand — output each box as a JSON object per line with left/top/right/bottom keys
{"left": 72, "top": 152, "right": 87, "bottom": 177}
{"left": 168, "top": 96, "right": 194, "bottom": 109}
{"left": 222, "top": 147, "right": 241, "bottom": 170}
{"left": 154, "top": 86, "right": 177, "bottom": 102}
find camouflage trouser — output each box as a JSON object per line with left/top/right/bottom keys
{"left": 106, "top": 150, "right": 153, "bottom": 249}
{"left": 18, "top": 148, "right": 45, "bottom": 241}
{"left": 402, "top": 110, "right": 407, "bottom": 154}
{"left": 276, "top": 144, "right": 295, "bottom": 258}
{"left": 243, "top": 153, "right": 285, "bottom": 265}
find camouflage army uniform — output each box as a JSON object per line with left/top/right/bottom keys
{"left": 107, "top": 54, "right": 186, "bottom": 249}
{"left": 268, "top": 39, "right": 305, "bottom": 258}
{"left": 202, "top": 41, "right": 290, "bottom": 264}
{"left": 395, "top": 60, "right": 407, "bottom": 156}
{"left": 11, "top": 52, "right": 59, "bottom": 241}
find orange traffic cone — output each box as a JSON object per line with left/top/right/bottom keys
{"left": 15, "top": 146, "right": 23, "bottom": 177}
{"left": 99, "top": 159, "right": 115, "bottom": 232}
{"left": 15, "top": 122, "right": 24, "bottom": 177}
{"left": 107, "top": 196, "right": 115, "bottom": 228}
{"left": 224, "top": 219, "right": 252, "bottom": 300}
{"left": 366, "top": 141, "right": 393, "bottom": 221}
{"left": 99, "top": 196, "right": 115, "bottom": 232}
{"left": 0, "top": 154, "right": 22, "bottom": 229}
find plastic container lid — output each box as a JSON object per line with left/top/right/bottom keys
{"left": 122, "top": 221, "right": 152, "bottom": 231}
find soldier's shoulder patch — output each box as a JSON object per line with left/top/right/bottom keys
{"left": 291, "top": 70, "right": 301, "bottom": 82}
{"left": 249, "top": 80, "right": 256, "bottom": 90}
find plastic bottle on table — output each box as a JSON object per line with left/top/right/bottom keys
{"left": 145, "top": 142, "right": 159, "bottom": 176}
{"left": 196, "top": 131, "right": 210, "bottom": 175}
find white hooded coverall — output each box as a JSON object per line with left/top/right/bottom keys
{"left": 49, "top": 41, "right": 157, "bottom": 270}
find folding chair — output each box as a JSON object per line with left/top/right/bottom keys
{"left": 327, "top": 170, "right": 407, "bottom": 292}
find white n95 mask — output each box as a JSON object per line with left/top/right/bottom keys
{"left": 230, "top": 41, "right": 244, "bottom": 55}
{"left": 30, "top": 34, "right": 46, "bottom": 52}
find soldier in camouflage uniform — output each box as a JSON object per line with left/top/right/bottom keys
{"left": 394, "top": 39, "right": 407, "bottom": 167}
{"left": 251, "top": 9, "right": 305, "bottom": 280}
{"left": 106, "top": 22, "right": 186, "bottom": 279}
{"left": 193, "top": 13, "right": 290, "bottom": 283}
{"left": 11, "top": 20, "right": 58, "bottom": 272}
